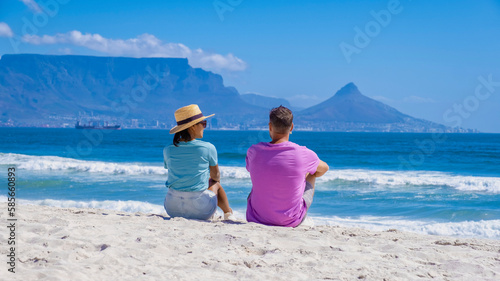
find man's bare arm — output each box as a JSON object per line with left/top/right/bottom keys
{"left": 209, "top": 164, "right": 221, "bottom": 182}
{"left": 313, "top": 160, "right": 329, "bottom": 178}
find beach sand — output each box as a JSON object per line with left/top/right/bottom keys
{"left": 2, "top": 205, "right": 499, "bottom": 280}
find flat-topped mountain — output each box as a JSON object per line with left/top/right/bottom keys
{"left": 0, "top": 54, "right": 265, "bottom": 127}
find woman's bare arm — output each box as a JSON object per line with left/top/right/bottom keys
{"left": 209, "top": 164, "right": 221, "bottom": 182}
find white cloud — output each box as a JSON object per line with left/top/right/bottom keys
{"left": 244, "top": 91, "right": 282, "bottom": 99}
{"left": 19, "top": 0, "right": 42, "bottom": 13}
{"left": 22, "top": 31, "right": 247, "bottom": 72}
{"left": 289, "top": 94, "right": 321, "bottom": 101}
{"left": 57, "top": 47, "right": 73, "bottom": 55}
{"left": 403, "top": 95, "right": 436, "bottom": 103}
{"left": 371, "top": 95, "right": 394, "bottom": 103}
{"left": 372, "top": 95, "right": 436, "bottom": 104}
{"left": 288, "top": 94, "right": 322, "bottom": 108}
{"left": 0, "top": 22, "right": 14, "bottom": 38}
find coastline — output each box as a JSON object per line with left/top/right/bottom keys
{"left": 0, "top": 127, "right": 488, "bottom": 133}
{"left": 2, "top": 205, "right": 499, "bottom": 280}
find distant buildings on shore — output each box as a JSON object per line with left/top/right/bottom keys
{"left": 0, "top": 115, "right": 479, "bottom": 133}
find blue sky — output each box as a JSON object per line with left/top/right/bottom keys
{"left": 1, "top": 0, "right": 500, "bottom": 132}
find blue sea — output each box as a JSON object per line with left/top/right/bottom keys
{"left": 1, "top": 128, "right": 499, "bottom": 239}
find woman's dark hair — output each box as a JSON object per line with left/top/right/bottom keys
{"left": 173, "top": 128, "right": 192, "bottom": 146}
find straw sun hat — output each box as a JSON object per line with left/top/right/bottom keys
{"left": 169, "top": 104, "right": 215, "bottom": 134}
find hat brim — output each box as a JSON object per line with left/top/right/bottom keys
{"left": 169, "top": 114, "right": 215, "bottom": 134}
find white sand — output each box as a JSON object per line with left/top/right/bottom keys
{"left": 1, "top": 205, "right": 499, "bottom": 280}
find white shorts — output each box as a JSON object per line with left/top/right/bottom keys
{"left": 164, "top": 188, "right": 217, "bottom": 220}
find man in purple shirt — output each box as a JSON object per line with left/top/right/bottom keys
{"left": 246, "top": 106, "right": 329, "bottom": 227}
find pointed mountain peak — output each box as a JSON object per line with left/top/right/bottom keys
{"left": 334, "top": 82, "right": 362, "bottom": 98}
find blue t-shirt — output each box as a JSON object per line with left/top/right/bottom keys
{"left": 163, "top": 139, "right": 218, "bottom": 192}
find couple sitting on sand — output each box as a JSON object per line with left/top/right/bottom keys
{"left": 163, "top": 104, "right": 329, "bottom": 227}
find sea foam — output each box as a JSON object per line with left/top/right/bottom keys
{"left": 313, "top": 215, "right": 500, "bottom": 239}
{"left": 0, "top": 196, "right": 247, "bottom": 221}
{"left": 0, "top": 153, "right": 166, "bottom": 175}
{"left": 2, "top": 152, "right": 500, "bottom": 193}
{"left": 318, "top": 169, "right": 500, "bottom": 193}
{"left": 12, "top": 196, "right": 167, "bottom": 214}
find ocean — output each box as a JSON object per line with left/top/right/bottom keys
{"left": 1, "top": 128, "right": 499, "bottom": 239}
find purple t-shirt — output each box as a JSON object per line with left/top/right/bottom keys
{"left": 246, "top": 141, "right": 320, "bottom": 227}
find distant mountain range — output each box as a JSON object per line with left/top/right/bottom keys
{"left": 240, "top": 93, "right": 305, "bottom": 113}
{"left": 0, "top": 54, "right": 471, "bottom": 132}
{"left": 295, "top": 83, "right": 454, "bottom": 132}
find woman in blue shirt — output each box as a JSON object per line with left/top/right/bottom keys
{"left": 163, "top": 104, "right": 235, "bottom": 221}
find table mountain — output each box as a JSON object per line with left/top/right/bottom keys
{"left": 0, "top": 54, "right": 265, "bottom": 127}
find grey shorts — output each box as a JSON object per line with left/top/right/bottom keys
{"left": 303, "top": 181, "right": 314, "bottom": 209}
{"left": 164, "top": 188, "right": 217, "bottom": 220}
{"left": 298, "top": 181, "right": 315, "bottom": 226}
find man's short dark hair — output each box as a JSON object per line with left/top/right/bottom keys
{"left": 269, "top": 105, "right": 293, "bottom": 134}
